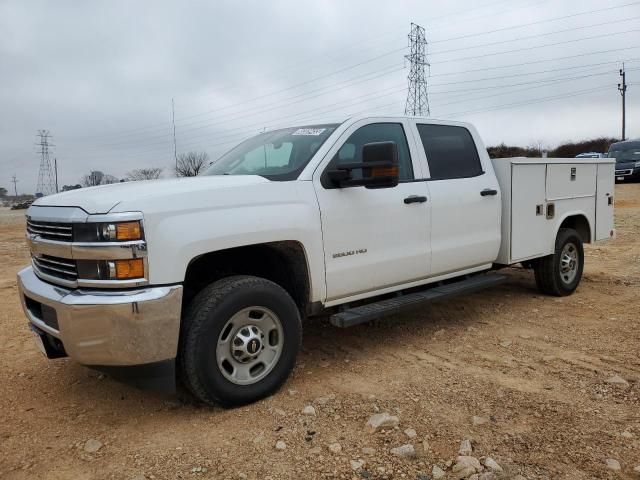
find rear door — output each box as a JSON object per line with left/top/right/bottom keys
{"left": 313, "top": 119, "right": 431, "bottom": 302}
{"left": 411, "top": 122, "right": 501, "bottom": 276}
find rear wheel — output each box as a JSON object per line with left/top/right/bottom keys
{"left": 533, "top": 228, "right": 584, "bottom": 296}
{"left": 179, "top": 275, "right": 302, "bottom": 406}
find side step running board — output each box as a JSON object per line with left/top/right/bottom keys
{"left": 329, "top": 274, "right": 507, "bottom": 328}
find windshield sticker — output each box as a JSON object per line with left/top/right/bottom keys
{"left": 292, "top": 128, "right": 326, "bottom": 136}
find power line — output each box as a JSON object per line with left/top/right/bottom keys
{"left": 434, "top": 28, "right": 640, "bottom": 65}
{"left": 429, "top": 0, "right": 640, "bottom": 45}
{"left": 60, "top": 61, "right": 637, "bottom": 160}
{"left": 67, "top": 1, "right": 640, "bottom": 143}
{"left": 75, "top": 64, "right": 406, "bottom": 149}
{"left": 429, "top": 45, "right": 640, "bottom": 78}
{"left": 429, "top": 14, "right": 640, "bottom": 56}
{"left": 80, "top": 38, "right": 640, "bottom": 149}
{"left": 445, "top": 84, "right": 610, "bottom": 118}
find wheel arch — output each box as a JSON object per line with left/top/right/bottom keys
{"left": 182, "top": 241, "right": 311, "bottom": 315}
{"left": 557, "top": 213, "right": 592, "bottom": 244}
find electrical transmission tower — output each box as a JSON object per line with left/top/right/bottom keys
{"left": 404, "top": 22, "right": 430, "bottom": 117}
{"left": 35, "top": 130, "right": 57, "bottom": 196}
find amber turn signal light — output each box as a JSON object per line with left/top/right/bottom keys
{"left": 114, "top": 258, "right": 144, "bottom": 279}
{"left": 371, "top": 165, "right": 399, "bottom": 177}
{"left": 116, "top": 221, "right": 142, "bottom": 241}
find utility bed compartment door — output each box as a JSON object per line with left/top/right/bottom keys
{"left": 595, "top": 163, "right": 615, "bottom": 240}
{"left": 511, "top": 164, "right": 548, "bottom": 261}
{"left": 546, "top": 164, "right": 597, "bottom": 200}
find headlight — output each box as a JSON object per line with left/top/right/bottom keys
{"left": 74, "top": 221, "right": 144, "bottom": 242}
{"left": 77, "top": 258, "right": 145, "bottom": 280}
{"left": 635, "top": 161, "right": 640, "bottom": 168}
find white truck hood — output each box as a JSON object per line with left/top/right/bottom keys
{"left": 32, "top": 176, "right": 270, "bottom": 214}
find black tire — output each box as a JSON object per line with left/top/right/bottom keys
{"left": 179, "top": 275, "right": 302, "bottom": 407}
{"left": 533, "top": 228, "right": 584, "bottom": 296}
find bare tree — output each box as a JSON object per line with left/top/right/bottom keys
{"left": 175, "top": 152, "right": 209, "bottom": 177}
{"left": 81, "top": 171, "right": 119, "bottom": 187}
{"left": 126, "top": 167, "right": 163, "bottom": 181}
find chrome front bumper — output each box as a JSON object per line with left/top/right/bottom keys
{"left": 17, "top": 266, "right": 183, "bottom": 366}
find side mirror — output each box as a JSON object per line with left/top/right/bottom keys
{"left": 326, "top": 141, "right": 400, "bottom": 189}
{"left": 361, "top": 141, "right": 399, "bottom": 189}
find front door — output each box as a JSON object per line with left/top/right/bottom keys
{"left": 313, "top": 120, "right": 431, "bottom": 303}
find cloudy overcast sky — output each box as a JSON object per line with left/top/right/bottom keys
{"left": 1, "top": 0, "right": 639, "bottom": 193}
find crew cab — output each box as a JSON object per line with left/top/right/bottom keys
{"left": 17, "top": 116, "right": 615, "bottom": 406}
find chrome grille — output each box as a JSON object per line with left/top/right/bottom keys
{"left": 32, "top": 254, "right": 77, "bottom": 282}
{"left": 26, "top": 219, "right": 73, "bottom": 241}
{"left": 615, "top": 169, "right": 632, "bottom": 176}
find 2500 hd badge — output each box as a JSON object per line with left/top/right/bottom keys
{"left": 332, "top": 248, "right": 368, "bottom": 259}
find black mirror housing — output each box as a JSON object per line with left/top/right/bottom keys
{"left": 326, "top": 141, "right": 400, "bottom": 189}
{"left": 361, "top": 141, "right": 399, "bottom": 189}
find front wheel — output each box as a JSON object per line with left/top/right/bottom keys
{"left": 179, "top": 275, "right": 302, "bottom": 406}
{"left": 533, "top": 228, "right": 584, "bottom": 296}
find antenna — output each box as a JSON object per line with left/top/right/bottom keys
{"left": 11, "top": 175, "right": 18, "bottom": 197}
{"left": 404, "top": 23, "right": 430, "bottom": 117}
{"left": 172, "top": 98, "right": 178, "bottom": 168}
{"left": 35, "top": 130, "right": 57, "bottom": 196}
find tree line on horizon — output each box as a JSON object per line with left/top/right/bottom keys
{"left": 487, "top": 137, "right": 620, "bottom": 159}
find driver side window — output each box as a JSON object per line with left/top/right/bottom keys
{"left": 326, "top": 123, "right": 414, "bottom": 184}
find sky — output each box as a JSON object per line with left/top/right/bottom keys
{"left": 1, "top": 0, "right": 639, "bottom": 194}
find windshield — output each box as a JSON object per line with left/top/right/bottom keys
{"left": 607, "top": 143, "right": 640, "bottom": 162}
{"left": 203, "top": 124, "right": 339, "bottom": 180}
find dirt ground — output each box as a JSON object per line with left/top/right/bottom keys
{"left": 1, "top": 185, "right": 639, "bottom": 480}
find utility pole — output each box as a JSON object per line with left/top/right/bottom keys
{"left": 405, "top": 23, "right": 430, "bottom": 117}
{"left": 618, "top": 64, "right": 627, "bottom": 141}
{"left": 172, "top": 98, "right": 178, "bottom": 169}
{"left": 35, "top": 130, "right": 57, "bottom": 196}
{"left": 11, "top": 175, "right": 18, "bottom": 197}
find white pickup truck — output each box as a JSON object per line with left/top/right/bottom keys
{"left": 18, "top": 116, "right": 615, "bottom": 406}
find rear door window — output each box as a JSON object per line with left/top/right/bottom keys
{"left": 417, "top": 124, "right": 483, "bottom": 180}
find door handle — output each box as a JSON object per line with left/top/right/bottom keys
{"left": 480, "top": 188, "right": 498, "bottom": 196}
{"left": 404, "top": 195, "right": 427, "bottom": 204}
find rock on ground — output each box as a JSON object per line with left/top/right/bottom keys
{"left": 390, "top": 444, "right": 416, "bottom": 458}
{"left": 452, "top": 456, "right": 482, "bottom": 478}
{"left": 432, "top": 465, "right": 446, "bottom": 479}
{"left": 366, "top": 412, "right": 400, "bottom": 432}
{"left": 328, "top": 442, "right": 342, "bottom": 454}
{"left": 404, "top": 428, "right": 417, "bottom": 438}
{"left": 350, "top": 459, "right": 364, "bottom": 470}
{"left": 275, "top": 440, "right": 286, "bottom": 450}
{"left": 483, "top": 457, "right": 503, "bottom": 472}
{"left": 459, "top": 439, "right": 472, "bottom": 455}
{"left": 83, "top": 439, "right": 103, "bottom": 453}
{"left": 605, "top": 375, "right": 629, "bottom": 386}
{"left": 302, "top": 405, "right": 316, "bottom": 416}
{"left": 606, "top": 458, "right": 621, "bottom": 471}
